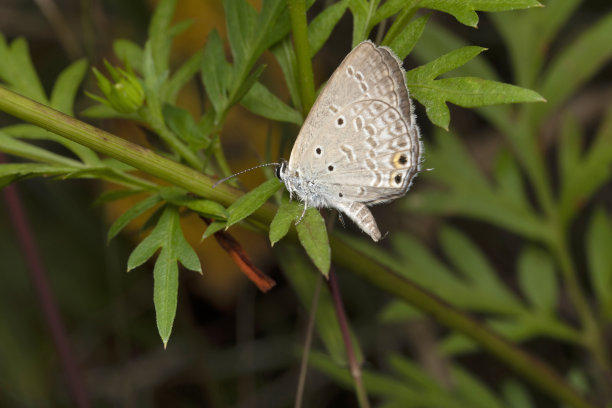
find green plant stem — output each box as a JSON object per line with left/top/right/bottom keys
{"left": 0, "top": 86, "right": 274, "bottom": 219}
{"left": 288, "top": 0, "right": 315, "bottom": 114}
{"left": 295, "top": 274, "right": 321, "bottom": 408}
{"left": 328, "top": 269, "right": 371, "bottom": 408}
{"left": 549, "top": 222, "right": 611, "bottom": 372}
{"left": 0, "top": 86, "right": 594, "bottom": 408}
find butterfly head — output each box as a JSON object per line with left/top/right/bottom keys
{"left": 275, "top": 159, "right": 288, "bottom": 181}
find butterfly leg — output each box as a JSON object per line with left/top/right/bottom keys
{"left": 335, "top": 201, "right": 381, "bottom": 241}
{"left": 295, "top": 199, "right": 308, "bottom": 225}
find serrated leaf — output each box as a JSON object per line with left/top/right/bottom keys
{"left": 308, "top": 0, "right": 348, "bottom": 57}
{"left": 226, "top": 178, "right": 283, "bottom": 227}
{"left": 108, "top": 194, "right": 163, "bottom": 242}
{"left": 201, "top": 29, "right": 229, "bottom": 114}
{"left": 586, "top": 208, "right": 612, "bottom": 319}
{"left": 126, "top": 205, "right": 201, "bottom": 345}
{"left": 241, "top": 81, "right": 302, "bottom": 125}
{"left": 153, "top": 246, "right": 179, "bottom": 346}
{"left": 269, "top": 200, "right": 302, "bottom": 246}
{"left": 296, "top": 208, "right": 330, "bottom": 276}
{"left": 517, "top": 247, "right": 557, "bottom": 312}
{"left": 406, "top": 46, "right": 543, "bottom": 128}
{"left": 419, "top": 0, "right": 541, "bottom": 27}
{"left": 384, "top": 14, "right": 430, "bottom": 60}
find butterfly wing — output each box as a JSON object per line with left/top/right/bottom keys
{"left": 288, "top": 40, "right": 421, "bottom": 204}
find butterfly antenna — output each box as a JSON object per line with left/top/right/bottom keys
{"left": 212, "top": 163, "right": 280, "bottom": 188}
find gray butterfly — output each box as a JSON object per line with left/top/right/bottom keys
{"left": 276, "top": 40, "right": 422, "bottom": 241}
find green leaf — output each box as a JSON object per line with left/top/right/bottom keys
{"left": 0, "top": 35, "right": 47, "bottom": 103}
{"left": 126, "top": 205, "right": 201, "bottom": 345}
{"left": 269, "top": 200, "right": 302, "bottom": 246}
{"left": 559, "top": 104, "right": 612, "bottom": 224}
{"left": 0, "top": 163, "right": 78, "bottom": 189}
{"left": 536, "top": 13, "right": 612, "bottom": 122}
{"left": 418, "top": 0, "right": 541, "bottom": 28}
{"left": 296, "top": 208, "right": 330, "bottom": 276}
{"left": 407, "top": 46, "right": 544, "bottom": 128}
{"left": 491, "top": 0, "right": 581, "bottom": 88}
{"left": 224, "top": 0, "right": 257, "bottom": 65}
{"left": 308, "top": 0, "right": 348, "bottom": 57}
{"left": 153, "top": 246, "right": 179, "bottom": 347}
{"left": 503, "top": 379, "right": 535, "bottom": 408}
{"left": 494, "top": 149, "right": 528, "bottom": 207}
{"left": 48, "top": 59, "right": 100, "bottom": 164}
{"left": 517, "top": 247, "right": 557, "bottom": 312}
{"left": 93, "top": 189, "right": 145, "bottom": 206}
{"left": 201, "top": 220, "right": 226, "bottom": 240}
{"left": 50, "top": 59, "right": 88, "bottom": 115}
{"left": 405, "top": 131, "right": 549, "bottom": 241}
{"left": 271, "top": 39, "right": 301, "bottom": 113}
{"left": 108, "top": 194, "right": 163, "bottom": 242}
{"left": 163, "top": 104, "right": 211, "bottom": 148}
{"left": 348, "top": 0, "right": 371, "bottom": 45}
{"left": 113, "top": 39, "right": 145, "bottom": 73}
{"left": 379, "top": 300, "right": 421, "bottom": 323}
{"left": 557, "top": 114, "right": 583, "bottom": 192}
{"left": 148, "top": 0, "right": 176, "bottom": 76}
{"left": 452, "top": 366, "right": 506, "bottom": 408}
{"left": 384, "top": 14, "right": 430, "bottom": 60}
{"left": 439, "top": 227, "right": 523, "bottom": 314}
{"left": 411, "top": 20, "right": 499, "bottom": 81}
{"left": 226, "top": 178, "right": 283, "bottom": 227}
{"left": 586, "top": 208, "right": 612, "bottom": 319}
{"left": 201, "top": 29, "right": 230, "bottom": 114}
{"left": 0, "top": 132, "right": 82, "bottom": 167}
{"left": 163, "top": 50, "right": 204, "bottom": 103}
{"left": 230, "top": 64, "right": 266, "bottom": 107}
{"left": 241, "top": 81, "right": 302, "bottom": 125}
{"left": 159, "top": 187, "right": 226, "bottom": 219}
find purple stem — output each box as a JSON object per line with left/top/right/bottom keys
{"left": 1, "top": 153, "right": 91, "bottom": 407}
